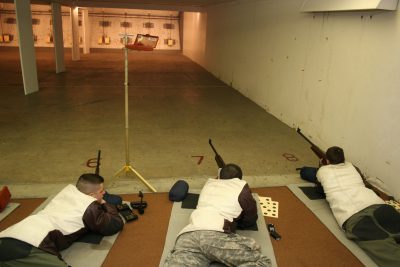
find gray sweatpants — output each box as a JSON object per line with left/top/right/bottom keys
{"left": 164, "top": 230, "right": 271, "bottom": 267}
{"left": 0, "top": 247, "right": 67, "bottom": 267}
{"left": 343, "top": 204, "right": 400, "bottom": 267}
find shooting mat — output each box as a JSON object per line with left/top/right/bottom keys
{"left": 0, "top": 203, "right": 20, "bottom": 222}
{"left": 159, "top": 193, "right": 277, "bottom": 267}
{"left": 287, "top": 183, "right": 378, "bottom": 267}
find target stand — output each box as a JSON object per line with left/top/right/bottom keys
{"left": 113, "top": 33, "right": 159, "bottom": 192}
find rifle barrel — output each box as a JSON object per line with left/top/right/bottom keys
{"left": 209, "top": 139, "right": 226, "bottom": 167}
{"left": 297, "top": 128, "right": 314, "bottom": 146}
{"left": 95, "top": 150, "right": 101, "bottom": 175}
{"left": 209, "top": 139, "right": 218, "bottom": 155}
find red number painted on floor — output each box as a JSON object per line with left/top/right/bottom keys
{"left": 192, "top": 156, "right": 204, "bottom": 165}
{"left": 282, "top": 153, "right": 298, "bottom": 162}
{"left": 86, "top": 158, "right": 98, "bottom": 168}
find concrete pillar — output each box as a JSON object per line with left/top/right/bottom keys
{"left": 82, "top": 9, "right": 90, "bottom": 54}
{"left": 14, "top": 0, "right": 39, "bottom": 95}
{"left": 51, "top": 2, "right": 65, "bottom": 73}
{"left": 70, "top": 6, "right": 80, "bottom": 61}
{"left": 179, "top": 12, "right": 184, "bottom": 52}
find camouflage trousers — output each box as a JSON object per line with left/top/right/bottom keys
{"left": 164, "top": 230, "right": 271, "bottom": 267}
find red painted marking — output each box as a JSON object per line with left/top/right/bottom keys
{"left": 86, "top": 158, "right": 99, "bottom": 168}
{"left": 191, "top": 156, "right": 204, "bottom": 165}
{"left": 282, "top": 153, "right": 298, "bottom": 162}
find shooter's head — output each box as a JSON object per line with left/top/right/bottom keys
{"left": 219, "top": 164, "right": 243, "bottom": 180}
{"left": 76, "top": 173, "right": 105, "bottom": 203}
{"left": 326, "top": 146, "right": 345, "bottom": 165}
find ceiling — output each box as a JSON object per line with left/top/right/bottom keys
{"left": 11, "top": 0, "right": 237, "bottom": 12}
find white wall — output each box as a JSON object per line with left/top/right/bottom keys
{"left": 183, "top": 0, "right": 400, "bottom": 199}
{"left": 183, "top": 12, "right": 207, "bottom": 66}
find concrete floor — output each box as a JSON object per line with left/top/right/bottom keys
{"left": 0, "top": 47, "right": 315, "bottom": 197}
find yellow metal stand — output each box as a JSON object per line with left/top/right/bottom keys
{"left": 113, "top": 34, "right": 157, "bottom": 192}
{"left": 113, "top": 165, "right": 156, "bottom": 192}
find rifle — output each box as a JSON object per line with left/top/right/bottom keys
{"left": 95, "top": 150, "right": 124, "bottom": 205}
{"left": 95, "top": 150, "right": 101, "bottom": 175}
{"left": 297, "top": 128, "right": 327, "bottom": 165}
{"left": 209, "top": 139, "right": 226, "bottom": 168}
{"left": 297, "top": 128, "right": 393, "bottom": 201}
{"left": 353, "top": 166, "right": 394, "bottom": 201}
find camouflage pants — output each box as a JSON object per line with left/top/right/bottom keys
{"left": 164, "top": 230, "right": 271, "bottom": 267}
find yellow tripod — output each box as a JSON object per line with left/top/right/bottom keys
{"left": 113, "top": 34, "right": 157, "bottom": 192}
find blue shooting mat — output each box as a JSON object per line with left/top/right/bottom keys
{"left": 159, "top": 193, "right": 278, "bottom": 267}
{"left": 287, "top": 183, "right": 378, "bottom": 267}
